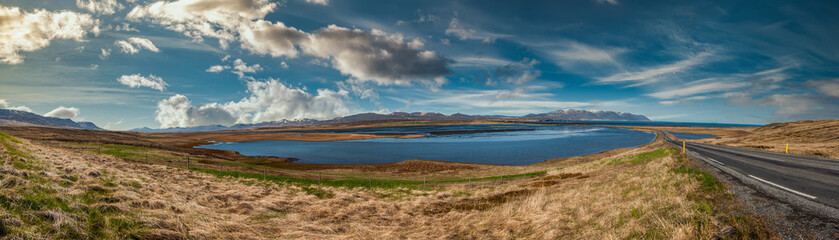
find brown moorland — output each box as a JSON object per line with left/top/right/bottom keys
{"left": 0, "top": 125, "right": 775, "bottom": 239}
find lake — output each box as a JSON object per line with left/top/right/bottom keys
{"left": 197, "top": 125, "right": 656, "bottom": 166}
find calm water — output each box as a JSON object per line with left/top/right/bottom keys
{"left": 197, "top": 125, "right": 656, "bottom": 165}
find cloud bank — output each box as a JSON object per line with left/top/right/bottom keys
{"left": 128, "top": 0, "right": 451, "bottom": 85}
{"left": 0, "top": 6, "right": 99, "bottom": 64}
{"left": 155, "top": 79, "right": 350, "bottom": 128}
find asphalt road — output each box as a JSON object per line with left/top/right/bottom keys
{"left": 665, "top": 135, "right": 839, "bottom": 210}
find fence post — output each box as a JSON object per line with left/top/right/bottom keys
{"left": 145, "top": 154, "right": 148, "bottom": 163}
{"left": 423, "top": 176, "right": 426, "bottom": 189}
{"left": 187, "top": 157, "right": 190, "bottom": 171}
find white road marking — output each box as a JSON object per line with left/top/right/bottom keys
{"left": 707, "top": 158, "right": 725, "bottom": 165}
{"left": 748, "top": 175, "right": 817, "bottom": 199}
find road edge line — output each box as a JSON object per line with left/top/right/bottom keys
{"left": 747, "top": 175, "right": 817, "bottom": 199}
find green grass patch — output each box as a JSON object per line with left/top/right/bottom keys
{"left": 607, "top": 148, "right": 672, "bottom": 165}
{"left": 194, "top": 167, "right": 546, "bottom": 190}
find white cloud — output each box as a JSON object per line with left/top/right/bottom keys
{"left": 204, "top": 59, "right": 262, "bottom": 79}
{"left": 155, "top": 94, "right": 237, "bottom": 128}
{"left": 76, "top": 0, "right": 124, "bottom": 15}
{"left": 206, "top": 65, "right": 229, "bottom": 73}
{"left": 547, "top": 41, "right": 626, "bottom": 72}
{"left": 7, "top": 106, "right": 33, "bottom": 112}
{"left": 127, "top": 0, "right": 278, "bottom": 48}
{"left": 495, "top": 58, "right": 542, "bottom": 84}
{"left": 596, "top": 0, "right": 619, "bottom": 5}
{"left": 0, "top": 6, "right": 99, "bottom": 64}
{"left": 115, "top": 37, "right": 159, "bottom": 54}
{"left": 301, "top": 25, "right": 452, "bottom": 85}
{"left": 445, "top": 18, "right": 508, "bottom": 43}
{"left": 807, "top": 79, "right": 839, "bottom": 98}
{"left": 305, "top": 0, "right": 329, "bottom": 6}
{"left": 155, "top": 79, "right": 350, "bottom": 128}
{"left": 598, "top": 51, "right": 713, "bottom": 86}
{"left": 117, "top": 74, "right": 168, "bottom": 91}
{"left": 238, "top": 20, "right": 308, "bottom": 58}
{"left": 646, "top": 80, "right": 750, "bottom": 99}
{"left": 90, "top": 64, "right": 99, "bottom": 70}
{"left": 0, "top": 99, "right": 32, "bottom": 112}
{"left": 231, "top": 59, "right": 263, "bottom": 79}
{"left": 99, "top": 48, "right": 111, "bottom": 59}
{"left": 44, "top": 106, "right": 80, "bottom": 119}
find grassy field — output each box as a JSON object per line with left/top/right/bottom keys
{"left": 0, "top": 129, "right": 776, "bottom": 239}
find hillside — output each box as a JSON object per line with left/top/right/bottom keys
{"left": 0, "top": 129, "right": 771, "bottom": 239}
{"left": 523, "top": 109, "right": 650, "bottom": 121}
{"left": 133, "top": 109, "right": 648, "bottom": 132}
{"left": 697, "top": 119, "right": 839, "bottom": 159}
{"left": 0, "top": 109, "right": 101, "bottom": 130}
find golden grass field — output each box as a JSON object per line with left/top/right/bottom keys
{"left": 0, "top": 126, "right": 775, "bottom": 239}
{"left": 694, "top": 119, "right": 839, "bottom": 159}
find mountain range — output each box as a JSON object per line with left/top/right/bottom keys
{"left": 0, "top": 109, "right": 102, "bottom": 130}
{"left": 131, "top": 109, "right": 649, "bottom": 133}
{"left": 0, "top": 108, "right": 649, "bottom": 132}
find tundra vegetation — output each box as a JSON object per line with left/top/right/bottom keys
{"left": 0, "top": 130, "right": 773, "bottom": 239}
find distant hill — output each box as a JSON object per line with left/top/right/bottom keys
{"left": 131, "top": 109, "right": 648, "bottom": 133}
{"left": 0, "top": 109, "right": 102, "bottom": 130}
{"left": 523, "top": 109, "right": 650, "bottom": 121}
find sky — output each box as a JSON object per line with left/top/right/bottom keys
{"left": 1, "top": 0, "right": 838, "bottom": 130}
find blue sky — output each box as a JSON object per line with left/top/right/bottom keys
{"left": 1, "top": 0, "right": 838, "bottom": 130}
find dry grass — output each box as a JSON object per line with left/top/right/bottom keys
{"left": 0, "top": 130, "right": 773, "bottom": 239}
{"left": 697, "top": 119, "right": 839, "bottom": 159}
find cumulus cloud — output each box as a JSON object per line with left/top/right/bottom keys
{"left": 76, "top": 0, "right": 123, "bottom": 15}
{"left": 44, "top": 106, "right": 80, "bottom": 119}
{"left": 231, "top": 59, "right": 263, "bottom": 79}
{"left": 305, "top": 0, "right": 329, "bottom": 6}
{"left": 127, "top": 0, "right": 278, "bottom": 48}
{"left": 155, "top": 79, "right": 350, "bottom": 128}
{"left": 115, "top": 37, "right": 159, "bottom": 54}
{"left": 118, "top": 74, "right": 168, "bottom": 91}
{"left": 128, "top": 0, "right": 452, "bottom": 85}
{"left": 0, "top": 6, "right": 99, "bottom": 64}
{"left": 155, "top": 94, "right": 237, "bottom": 128}
{"left": 301, "top": 26, "right": 452, "bottom": 85}
{"left": 204, "top": 58, "right": 262, "bottom": 79}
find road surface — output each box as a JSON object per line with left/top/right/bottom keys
{"left": 665, "top": 135, "right": 839, "bottom": 211}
